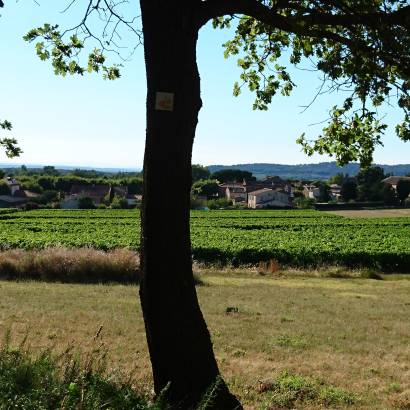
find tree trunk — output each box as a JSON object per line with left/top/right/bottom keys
{"left": 139, "top": 1, "right": 241, "bottom": 408}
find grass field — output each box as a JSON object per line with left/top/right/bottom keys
{"left": 1, "top": 273, "right": 409, "bottom": 409}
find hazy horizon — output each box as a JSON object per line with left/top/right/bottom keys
{"left": 2, "top": 159, "right": 410, "bottom": 172}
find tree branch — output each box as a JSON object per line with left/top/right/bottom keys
{"left": 197, "top": 0, "right": 410, "bottom": 78}
{"left": 198, "top": 0, "right": 410, "bottom": 28}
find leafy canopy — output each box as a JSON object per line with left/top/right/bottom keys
{"left": 211, "top": 1, "right": 410, "bottom": 166}
{"left": 23, "top": 25, "right": 121, "bottom": 80}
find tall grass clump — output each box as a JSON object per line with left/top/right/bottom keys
{"left": 0, "top": 331, "right": 157, "bottom": 409}
{"left": 0, "top": 333, "right": 233, "bottom": 410}
{"left": 0, "top": 248, "right": 140, "bottom": 284}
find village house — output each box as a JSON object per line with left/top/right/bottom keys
{"left": 62, "top": 184, "right": 111, "bottom": 208}
{"left": 247, "top": 188, "right": 291, "bottom": 209}
{"left": 303, "top": 184, "right": 321, "bottom": 200}
{"left": 61, "top": 184, "right": 137, "bottom": 208}
{"left": 0, "top": 177, "right": 39, "bottom": 208}
{"left": 225, "top": 184, "right": 248, "bottom": 204}
{"left": 220, "top": 176, "right": 293, "bottom": 205}
{"left": 5, "top": 177, "right": 20, "bottom": 196}
{"left": 329, "top": 184, "right": 342, "bottom": 201}
{"left": 382, "top": 176, "right": 410, "bottom": 191}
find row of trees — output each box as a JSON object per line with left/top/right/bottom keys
{"left": 1, "top": 168, "right": 143, "bottom": 196}
{"left": 17, "top": 175, "right": 142, "bottom": 195}
{"left": 192, "top": 164, "right": 255, "bottom": 183}
{"left": 7, "top": 165, "right": 141, "bottom": 178}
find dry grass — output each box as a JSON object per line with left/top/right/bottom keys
{"left": 0, "top": 248, "right": 139, "bottom": 283}
{"left": 257, "top": 259, "right": 281, "bottom": 275}
{"left": 325, "top": 208, "right": 410, "bottom": 218}
{"left": 1, "top": 274, "right": 409, "bottom": 409}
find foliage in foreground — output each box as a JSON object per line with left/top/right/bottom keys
{"left": 0, "top": 339, "right": 238, "bottom": 410}
{"left": 0, "top": 339, "right": 358, "bottom": 410}
{"left": 0, "top": 337, "right": 153, "bottom": 409}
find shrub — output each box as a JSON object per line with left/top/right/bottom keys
{"left": 293, "top": 197, "right": 315, "bottom": 209}
{"left": 0, "top": 337, "right": 225, "bottom": 410}
{"left": 207, "top": 198, "right": 232, "bottom": 210}
{"left": 23, "top": 202, "right": 39, "bottom": 211}
{"left": 111, "top": 196, "right": 129, "bottom": 209}
{"left": 190, "top": 196, "right": 207, "bottom": 210}
{"left": 78, "top": 196, "right": 95, "bottom": 209}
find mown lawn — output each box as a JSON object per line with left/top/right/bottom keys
{"left": 1, "top": 273, "right": 409, "bottom": 409}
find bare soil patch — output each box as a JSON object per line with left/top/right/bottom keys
{"left": 325, "top": 208, "right": 410, "bottom": 218}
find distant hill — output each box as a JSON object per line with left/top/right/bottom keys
{"left": 0, "top": 163, "right": 140, "bottom": 174}
{"left": 208, "top": 162, "right": 410, "bottom": 180}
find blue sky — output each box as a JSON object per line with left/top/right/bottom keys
{"left": 0, "top": 1, "right": 408, "bottom": 169}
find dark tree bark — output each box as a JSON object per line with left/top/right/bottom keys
{"left": 139, "top": 1, "right": 241, "bottom": 408}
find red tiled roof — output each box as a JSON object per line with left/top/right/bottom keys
{"left": 70, "top": 184, "right": 110, "bottom": 197}
{"left": 382, "top": 176, "right": 410, "bottom": 185}
{"left": 248, "top": 188, "right": 274, "bottom": 196}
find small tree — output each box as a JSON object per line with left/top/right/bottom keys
{"left": 192, "top": 164, "right": 211, "bottom": 182}
{"left": 357, "top": 166, "right": 386, "bottom": 186}
{"left": 207, "top": 198, "right": 232, "bottom": 209}
{"left": 294, "top": 197, "right": 315, "bottom": 209}
{"left": 357, "top": 166, "right": 386, "bottom": 202}
{"left": 211, "top": 169, "right": 255, "bottom": 183}
{"left": 111, "top": 195, "right": 129, "bottom": 209}
{"left": 127, "top": 178, "right": 143, "bottom": 195}
{"left": 328, "top": 173, "right": 346, "bottom": 186}
{"left": 192, "top": 179, "right": 219, "bottom": 199}
{"left": 37, "top": 177, "right": 55, "bottom": 191}
{"left": 341, "top": 180, "right": 358, "bottom": 202}
{"left": 43, "top": 166, "right": 60, "bottom": 176}
{"left": 35, "top": 190, "right": 59, "bottom": 205}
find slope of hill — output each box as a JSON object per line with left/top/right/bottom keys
{"left": 208, "top": 162, "right": 410, "bottom": 180}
